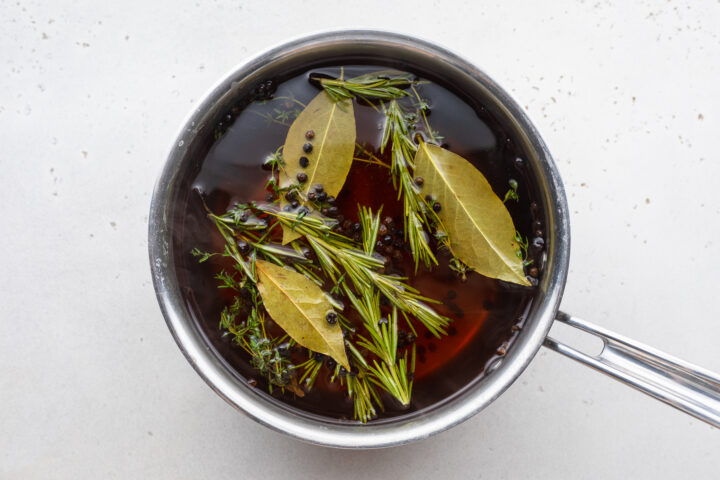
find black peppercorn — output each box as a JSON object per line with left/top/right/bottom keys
{"left": 299, "top": 156, "right": 309, "bottom": 168}
{"left": 237, "top": 239, "right": 250, "bottom": 255}
{"left": 276, "top": 342, "right": 290, "bottom": 358}
{"left": 383, "top": 235, "right": 393, "bottom": 244}
{"left": 290, "top": 200, "right": 299, "bottom": 209}
{"left": 317, "top": 192, "right": 327, "bottom": 202}
{"left": 320, "top": 207, "right": 329, "bottom": 216}
{"left": 528, "top": 266, "right": 539, "bottom": 278}
{"left": 303, "top": 142, "right": 313, "bottom": 153}
{"left": 307, "top": 191, "right": 317, "bottom": 201}
{"left": 326, "top": 311, "right": 338, "bottom": 325}
{"left": 378, "top": 317, "right": 389, "bottom": 326}
{"left": 414, "top": 176, "right": 424, "bottom": 186}
{"left": 239, "top": 211, "right": 249, "bottom": 222}
{"left": 326, "top": 196, "right": 336, "bottom": 205}
{"left": 297, "top": 206, "right": 309, "bottom": 216}
{"left": 296, "top": 172, "right": 307, "bottom": 183}
{"left": 425, "top": 194, "right": 433, "bottom": 202}
{"left": 432, "top": 202, "right": 442, "bottom": 213}
{"left": 352, "top": 222, "right": 361, "bottom": 232}
{"left": 383, "top": 216, "right": 394, "bottom": 226}
{"left": 327, "top": 206, "right": 339, "bottom": 217}
{"left": 305, "top": 130, "right": 315, "bottom": 139}
{"left": 378, "top": 224, "right": 388, "bottom": 236}
{"left": 531, "top": 237, "right": 545, "bottom": 251}
{"left": 313, "top": 184, "right": 324, "bottom": 193}
{"left": 284, "top": 190, "right": 296, "bottom": 202}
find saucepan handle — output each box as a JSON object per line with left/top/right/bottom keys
{"left": 543, "top": 312, "right": 720, "bottom": 427}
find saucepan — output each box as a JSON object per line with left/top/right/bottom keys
{"left": 148, "top": 30, "right": 720, "bottom": 448}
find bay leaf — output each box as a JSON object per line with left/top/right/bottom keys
{"left": 413, "top": 143, "right": 531, "bottom": 286}
{"left": 255, "top": 259, "right": 350, "bottom": 369}
{"left": 279, "top": 91, "right": 356, "bottom": 244}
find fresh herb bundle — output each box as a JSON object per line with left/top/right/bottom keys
{"left": 193, "top": 71, "right": 532, "bottom": 422}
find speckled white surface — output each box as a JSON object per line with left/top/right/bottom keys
{"left": 1, "top": 1, "right": 719, "bottom": 478}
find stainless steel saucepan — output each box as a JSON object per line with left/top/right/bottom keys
{"left": 148, "top": 30, "right": 720, "bottom": 448}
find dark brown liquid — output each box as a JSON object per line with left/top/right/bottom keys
{"left": 172, "top": 64, "right": 544, "bottom": 423}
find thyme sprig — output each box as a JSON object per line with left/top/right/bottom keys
{"left": 219, "top": 288, "right": 295, "bottom": 390}
{"left": 515, "top": 231, "right": 533, "bottom": 267}
{"left": 503, "top": 179, "right": 519, "bottom": 203}
{"left": 192, "top": 241, "right": 296, "bottom": 391}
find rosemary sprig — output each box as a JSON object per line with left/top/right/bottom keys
{"left": 346, "top": 288, "right": 412, "bottom": 405}
{"left": 381, "top": 99, "right": 437, "bottom": 270}
{"left": 313, "top": 75, "right": 437, "bottom": 270}
{"left": 297, "top": 354, "right": 323, "bottom": 390}
{"left": 314, "top": 73, "right": 412, "bottom": 103}
{"left": 239, "top": 206, "right": 450, "bottom": 337}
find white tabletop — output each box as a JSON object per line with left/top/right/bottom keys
{"left": 2, "top": 1, "right": 719, "bottom": 478}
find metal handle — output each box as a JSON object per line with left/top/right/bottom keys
{"left": 543, "top": 312, "right": 720, "bottom": 428}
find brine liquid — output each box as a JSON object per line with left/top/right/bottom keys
{"left": 172, "top": 64, "right": 544, "bottom": 422}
